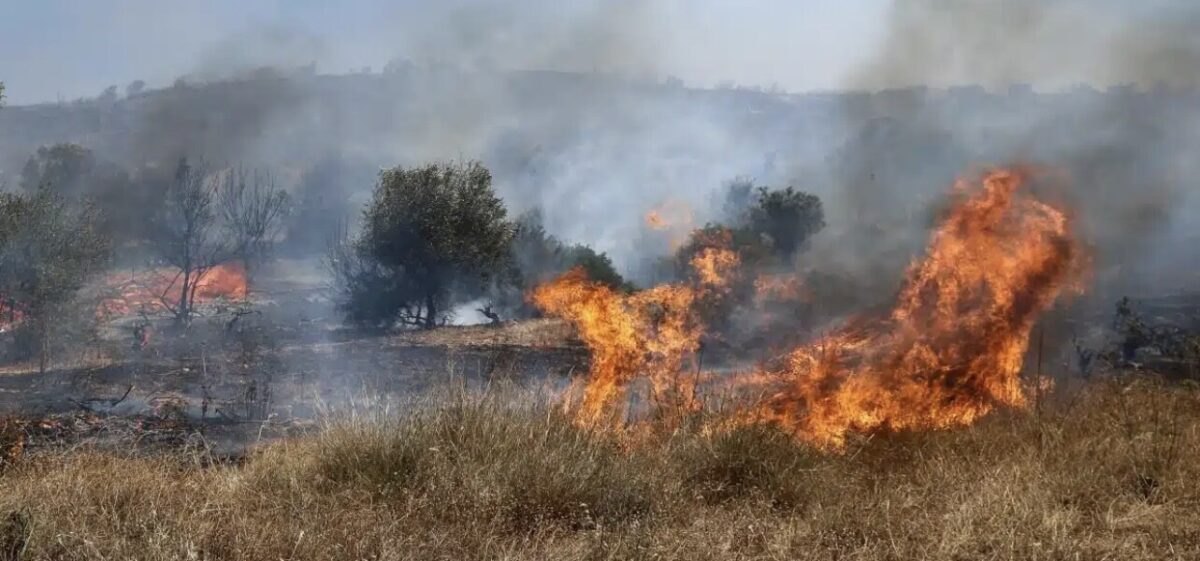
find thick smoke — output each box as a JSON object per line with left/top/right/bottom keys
{"left": 811, "top": 0, "right": 1200, "bottom": 305}
{"left": 2, "top": 1, "right": 1199, "bottom": 299}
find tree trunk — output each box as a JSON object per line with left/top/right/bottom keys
{"left": 38, "top": 322, "right": 49, "bottom": 375}
{"left": 177, "top": 268, "right": 192, "bottom": 322}
{"left": 423, "top": 292, "right": 437, "bottom": 330}
{"left": 243, "top": 257, "right": 254, "bottom": 294}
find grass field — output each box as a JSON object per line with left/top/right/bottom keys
{"left": 1, "top": 377, "right": 1198, "bottom": 560}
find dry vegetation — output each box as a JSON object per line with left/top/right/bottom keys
{"left": 0, "top": 376, "right": 1197, "bottom": 561}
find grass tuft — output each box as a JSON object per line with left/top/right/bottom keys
{"left": 0, "top": 379, "right": 1197, "bottom": 559}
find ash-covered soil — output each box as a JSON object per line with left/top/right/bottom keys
{"left": 0, "top": 280, "right": 587, "bottom": 456}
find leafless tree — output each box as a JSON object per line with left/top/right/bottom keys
{"left": 217, "top": 166, "right": 290, "bottom": 288}
{"left": 151, "top": 159, "right": 230, "bottom": 322}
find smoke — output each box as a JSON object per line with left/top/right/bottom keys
{"left": 854, "top": 0, "right": 1200, "bottom": 90}
{"left": 812, "top": 0, "right": 1200, "bottom": 303}
{"left": 3, "top": 1, "right": 1200, "bottom": 299}
{"left": 394, "top": 0, "right": 661, "bottom": 77}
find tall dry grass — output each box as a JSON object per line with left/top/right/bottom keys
{"left": 0, "top": 377, "right": 1198, "bottom": 560}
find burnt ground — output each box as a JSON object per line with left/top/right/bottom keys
{"left": 0, "top": 264, "right": 589, "bottom": 457}
{"left": 0, "top": 319, "right": 587, "bottom": 457}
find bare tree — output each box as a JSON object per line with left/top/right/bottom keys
{"left": 217, "top": 166, "right": 290, "bottom": 289}
{"left": 151, "top": 159, "right": 230, "bottom": 322}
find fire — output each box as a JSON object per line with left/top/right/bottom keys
{"left": 644, "top": 200, "right": 695, "bottom": 251}
{"left": 531, "top": 243, "right": 740, "bottom": 425}
{"left": 194, "top": 263, "right": 249, "bottom": 301}
{"left": 691, "top": 246, "right": 741, "bottom": 292}
{"left": 754, "top": 169, "right": 1081, "bottom": 448}
{"left": 645, "top": 210, "right": 668, "bottom": 230}
{"left": 535, "top": 167, "right": 1082, "bottom": 449}
{"left": 753, "top": 273, "right": 809, "bottom": 303}
{"left": 99, "top": 263, "right": 249, "bottom": 318}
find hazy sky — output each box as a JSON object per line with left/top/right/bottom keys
{"left": 0, "top": 0, "right": 888, "bottom": 105}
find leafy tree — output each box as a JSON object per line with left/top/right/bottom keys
{"left": 336, "top": 161, "right": 516, "bottom": 329}
{"left": 511, "top": 209, "right": 629, "bottom": 291}
{"left": 19, "top": 144, "right": 96, "bottom": 196}
{"left": 0, "top": 188, "right": 111, "bottom": 372}
{"left": 673, "top": 224, "right": 769, "bottom": 279}
{"left": 744, "top": 186, "right": 825, "bottom": 261}
{"left": 562, "top": 245, "right": 630, "bottom": 292}
{"left": 711, "top": 180, "right": 827, "bottom": 264}
{"left": 217, "top": 166, "right": 290, "bottom": 288}
{"left": 149, "top": 159, "right": 231, "bottom": 322}
{"left": 16, "top": 144, "right": 156, "bottom": 246}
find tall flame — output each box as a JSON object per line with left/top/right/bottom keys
{"left": 535, "top": 168, "right": 1082, "bottom": 448}
{"left": 531, "top": 242, "right": 740, "bottom": 424}
{"left": 756, "top": 169, "right": 1080, "bottom": 448}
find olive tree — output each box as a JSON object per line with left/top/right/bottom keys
{"left": 0, "top": 188, "right": 110, "bottom": 372}
{"left": 333, "top": 161, "right": 515, "bottom": 329}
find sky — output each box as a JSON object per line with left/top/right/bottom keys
{"left": 0, "top": 0, "right": 888, "bottom": 105}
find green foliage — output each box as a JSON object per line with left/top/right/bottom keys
{"left": 674, "top": 223, "right": 771, "bottom": 278}
{"left": 19, "top": 144, "right": 96, "bottom": 196}
{"left": 562, "top": 245, "right": 631, "bottom": 292}
{"left": 744, "top": 186, "right": 825, "bottom": 260}
{"left": 511, "top": 210, "right": 629, "bottom": 292}
{"left": 336, "top": 161, "right": 516, "bottom": 329}
{"left": 0, "top": 188, "right": 111, "bottom": 370}
{"left": 684, "top": 180, "right": 826, "bottom": 272}
{"left": 18, "top": 143, "right": 157, "bottom": 246}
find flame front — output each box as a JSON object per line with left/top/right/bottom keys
{"left": 535, "top": 168, "right": 1082, "bottom": 448}
{"left": 756, "top": 169, "right": 1080, "bottom": 448}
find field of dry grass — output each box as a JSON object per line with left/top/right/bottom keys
{"left": 0, "top": 376, "right": 1198, "bottom": 560}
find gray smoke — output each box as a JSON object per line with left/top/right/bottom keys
{"left": 3, "top": 1, "right": 1199, "bottom": 300}
{"left": 808, "top": 0, "right": 1200, "bottom": 304}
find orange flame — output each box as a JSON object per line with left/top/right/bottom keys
{"left": 644, "top": 200, "right": 695, "bottom": 250}
{"left": 535, "top": 168, "right": 1082, "bottom": 449}
{"left": 193, "top": 263, "right": 249, "bottom": 301}
{"left": 99, "top": 263, "right": 249, "bottom": 318}
{"left": 532, "top": 242, "right": 739, "bottom": 425}
{"left": 645, "top": 210, "right": 669, "bottom": 230}
{"left": 754, "top": 169, "right": 1081, "bottom": 448}
{"left": 753, "top": 273, "right": 809, "bottom": 303}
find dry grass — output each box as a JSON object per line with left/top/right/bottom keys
{"left": 0, "top": 377, "right": 1198, "bottom": 560}
{"left": 386, "top": 318, "right": 576, "bottom": 348}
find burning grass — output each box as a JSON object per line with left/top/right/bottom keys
{"left": 0, "top": 379, "right": 1198, "bottom": 560}
{"left": 535, "top": 168, "right": 1086, "bottom": 449}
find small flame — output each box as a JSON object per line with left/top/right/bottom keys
{"left": 753, "top": 273, "right": 809, "bottom": 303}
{"left": 645, "top": 210, "right": 669, "bottom": 230}
{"left": 644, "top": 200, "right": 695, "bottom": 250}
